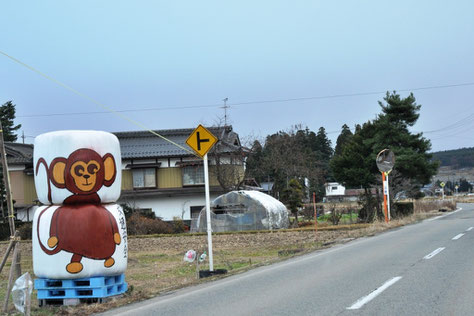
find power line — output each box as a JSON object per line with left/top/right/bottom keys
{"left": 15, "top": 82, "right": 474, "bottom": 119}
{"left": 3, "top": 49, "right": 474, "bottom": 145}
{"left": 0, "top": 49, "right": 197, "bottom": 156}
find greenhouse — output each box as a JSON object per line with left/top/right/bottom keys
{"left": 191, "top": 190, "right": 289, "bottom": 232}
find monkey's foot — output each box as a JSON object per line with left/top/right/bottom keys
{"left": 114, "top": 233, "right": 121, "bottom": 245}
{"left": 104, "top": 258, "right": 115, "bottom": 268}
{"left": 47, "top": 236, "right": 58, "bottom": 248}
{"left": 66, "top": 262, "right": 83, "bottom": 274}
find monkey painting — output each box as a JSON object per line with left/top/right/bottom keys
{"left": 35, "top": 148, "right": 121, "bottom": 274}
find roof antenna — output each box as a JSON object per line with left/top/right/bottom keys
{"left": 222, "top": 98, "right": 229, "bottom": 127}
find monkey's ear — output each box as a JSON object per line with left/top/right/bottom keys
{"left": 103, "top": 153, "right": 116, "bottom": 187}
{"left": 50, "top": 157, "right": 67, "bottom": 188}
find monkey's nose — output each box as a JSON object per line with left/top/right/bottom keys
{"left": 83, "top": 174, "right": 90, "bottom": 179}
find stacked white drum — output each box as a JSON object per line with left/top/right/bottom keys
{"left": 32, "top": 130, "right": 127, "bottom": 280}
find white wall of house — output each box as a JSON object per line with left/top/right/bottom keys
{"left": 325, "top": 182, "right": 345, "bottom": 196}
{"left": 118, "top": 193, "right": 221, "bottom": 221}
{"left": 16, "top": 206, "right": 37, "bottom": 222}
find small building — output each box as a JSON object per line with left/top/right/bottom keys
{"left": 4, "top": 143, "right": 37, "bottom": 221}
{"left": 325, "top": 182, "right": 345, "bottom": 197}
{"left": 115, "top": 126, "right": 245, "bottom": 221}
{"left": 191, "top": 190, "right": 289, "bottom": 232}
{"left": 324, "top": 182, "right": 378, "bottom": 202}
{"left": 9, "top": 126, "right": 245, "bottom": 223}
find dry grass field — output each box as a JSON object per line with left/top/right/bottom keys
{"left": 0, "top": 202, "right": 456, "bottom": 315}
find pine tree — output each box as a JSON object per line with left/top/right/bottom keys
{"left": 334, "top": 124, "right": 353, "bottom": 156}
{"left": 0, "top": 101, "right": 21, "bottom": 142}
{"left": 330, "top": 92, "right": 439, "bottom": 221}
{"left": 315, "top": 127, "right": 333, "bottom": 161}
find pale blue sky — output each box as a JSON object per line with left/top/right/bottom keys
{"left": 1, "top": 1, "right": 474, "bottom": 151}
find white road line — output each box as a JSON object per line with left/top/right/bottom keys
{"left": 426, "top": 207, "right": 462, "bottom": 221}
{"left": 427, "top": 215, "right": 443, "bottom": 221}
{"left": 466, "top": 227, "right": 473, "bottom": 232}
{"left": 452, "top": 233, "right": 465, "bottom": 240}
{"left": 347, "top": 276, "right": 402, "bottom": 310}
{"left": 423, "top": 247, "right": 445, "bottom": 259}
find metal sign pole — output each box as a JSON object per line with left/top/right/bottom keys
{"left": 203, "top": 153, "right": 214, "bottom": 271}
{"left": 376, "top": 149, "right": 394, "bottom": 223}
{"left": 382, "top": 172, "right": 388, "bottom": 223}
{"left": 313, "top": 192, "right": 317, "bottom": 233}
{"left": 386, "top": 172, "right": 391, "bottom": 221}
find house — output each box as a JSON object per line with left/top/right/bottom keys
{"left": 4, "top": 143, "right": 37, "bottom": 221}
{"left": 324, "top": 182, "right": 377, "bottom": 202}
{"left": 114, "top": 126, "right": 245, "bottom": 221}
{"left": 9, "top": 126, "right": 245, "bottom": 223}
{"left": 325, "top": 182, "right": 345, "bottom": 197}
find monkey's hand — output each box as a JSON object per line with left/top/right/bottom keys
{"left": 47, "top": 236, "right": 58, "bottom": 248}
{"left": 114, "top": 233, "right": 121, "bottom": 245}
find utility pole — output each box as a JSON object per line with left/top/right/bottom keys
{"left": 0, "top": 121, "right": 16, "bottom": 235}
{"left": 222, "top": 98, "right": 229, "bottom": 126}
{"left": 0, "top": 121, "right": 21, "bottom": 313}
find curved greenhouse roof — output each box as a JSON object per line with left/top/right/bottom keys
{"left": 192, "top": 190, "right": 289, "bottom": 232}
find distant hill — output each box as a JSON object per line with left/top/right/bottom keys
{"left": 432, "top": 147, "right": 474, "bottom": 169}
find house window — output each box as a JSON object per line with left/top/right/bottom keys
{"left": 182, "top": 165, "right": 204, "bottom": 186}
{"left": 190, "top": 206, "right": 204, "bottom": 219}
{"left": 132, "top": 168, "right": 156, "bottom": 188}
{"left": 332, "top": 186, "right": 338, "bottom": 191}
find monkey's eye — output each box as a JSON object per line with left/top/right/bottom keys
{"left": 75, "top": 165, "right": 85, "bottom": 176}
{"left": 87, "top": 164, "right": 99, "bottom": 175}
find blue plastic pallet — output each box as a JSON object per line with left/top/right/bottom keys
{"left": 35, "top": 274, "right": 127, "bottom": 300}
{"left": 35, "top": 274, "right": 125, "bottom": 289}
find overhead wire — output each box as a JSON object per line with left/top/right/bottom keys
{"left": 2, "top": 49, "right": 474, "bottom": 145}
{"left": 13, "top": 83, "right": 474, "bottom": 119}
{"left": 0, "top": 50, "right": 197, "bottom": 156}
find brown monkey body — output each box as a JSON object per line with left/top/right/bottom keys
{"left": 49, "top": 204, "right": 119, "bottom": 260}
{"left": 36, "top": 148, "right": 120, "bottom": 274}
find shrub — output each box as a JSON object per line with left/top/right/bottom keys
{"left": 18, "top": 222, "right": 32, "bottom": 240}
{"left": 328, "top": 207, "right": 342, "bottom": 225}
{"left": 120, "top": 204, "right": 156, "bottom": 219}
{"left": 0, "top": 222, "right": 12, "bottom": 240}
{"left": 171, "top": 217, "right": 186, "bottom": 233}
{"left": 297, "top": 221, "right": 314, "bottom": 228}
{"left": 392, "top": 202, "right": 414, "bottom": 218}
{"left": 127, "top": 212, "right": 172, "bottom": 235}
{"left": 414, "top": 199, "right": 456, "bottom": 213}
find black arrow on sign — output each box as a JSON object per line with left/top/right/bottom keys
{"left": 196, "top": 132, "right": 210, "bottom": 151}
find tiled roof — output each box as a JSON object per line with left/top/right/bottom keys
{"left": 114, "top": 126, "right": 241, "bottom": 159}
{"left": 5, "top": 143, "right": 33, "bottom": 164}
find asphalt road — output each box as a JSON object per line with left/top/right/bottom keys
{"left": 99, "top": 203, "right": 474, "bottom": 316}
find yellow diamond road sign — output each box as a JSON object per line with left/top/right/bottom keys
{"left": 186, "top": 125, "right": 218, "bottom": 158}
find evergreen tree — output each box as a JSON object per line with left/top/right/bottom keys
{"left": 331, "top": 92, "right": 438, "bottom": 221}
{"left": 282, "top": 178, "right": 303, "bottom": 223}
{"left": 0, "top": 101, "right": 21, "bottom": 142}
{"left": 334, "top": 124, "right": 353, "bottom": 156}
{"left": 244, "top": 126, "right": 329, "bottom": 201}
{"left": 315, "top": 127, "right": 333, "bottom": 161}
{"left": 459, "top": 179, "right": 472, "bottom": 192}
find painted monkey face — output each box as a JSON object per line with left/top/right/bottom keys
{"left": 47, "top": 148, "right": 117, "bottom": 198}
{"left": 70, "top": 160, "right": 101, "bottom": 192}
